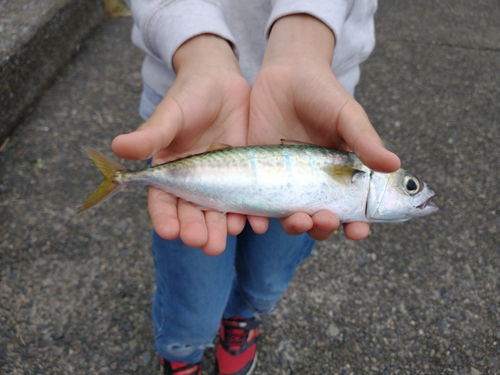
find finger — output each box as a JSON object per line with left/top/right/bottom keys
{"left": 337, "top": 100, "right": 401, "bottom": 173}
{"left": 111, "top": 96, "right": 183, "bottom": 160}
{"left": 279, "top": 212, "right": 313, "bottom": 235}
{"left": 350, "top": 135, "right": 401, "bottom": 173}
{"left": 298, "top": 76, "right": 401, "bottom": 173}
{"left": 177, "top": 199, "right": 208, "bottom": 248}
{"left": 202, "top": 211, "right": 228, "bottom": 256}
{"left": 343, "top": 222, "right": 370, "bottom": 241}
{"left": 226, "top": 213, "right": 247, "bottom": 236}
{"left": 247, "top": 216, "right": 269, "bottom": 234}
{"left": 307, "top": 210, "right": 340, "bottom": 241}
{"left": 148, "top": 187, "right": 180, "bottom": 240}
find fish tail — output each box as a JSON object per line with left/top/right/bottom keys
{"left": 79, "top": 148, "right": 127, "bottom": 212}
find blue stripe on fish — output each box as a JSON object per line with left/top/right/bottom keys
{"left": 247, "top": 149, "right": 257, "bottom": 178}
{"left": 308, "top": 154, "right": 319, "bottom": 176}
{"left": 282, "top": 149, "right": 293, "bottom": 177}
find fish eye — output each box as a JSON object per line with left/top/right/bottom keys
{"left": 404, "top": 175, "right": 420, "bottom": 195}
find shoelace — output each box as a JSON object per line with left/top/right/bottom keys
{"left": 225, "top": 326, "right": 247, "bottom": 349}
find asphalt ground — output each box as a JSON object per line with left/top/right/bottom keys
{"left": 1, "top": 2, "right": 499, "bottom": 374}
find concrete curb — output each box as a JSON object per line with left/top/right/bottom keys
{"left": 0, "top": 0, "right": 106, "bottom": 143}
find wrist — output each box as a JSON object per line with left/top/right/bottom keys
{"left": 173, "top": 34, "right": 240, "bottom": 76}
{"left": 263, "top": 14, "right": 335, "bottom": 69}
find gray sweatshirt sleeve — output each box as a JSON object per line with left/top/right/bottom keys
{"left": 266, "top": 1, "right": 377, "bottom": 94}
{"left": 265, "top": 0, "right": 350, "bottom": 42}
{"left": 127, "top": 0, "right": 377, "bottom": 97}
{"left": 126, "top": 0, "right": 237, "bottom": 72}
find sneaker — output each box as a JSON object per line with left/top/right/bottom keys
{"left": 215, "top": 317, "right": 260, "bottom": 375}
{"left": 160, "top": 357, "right": 201, "bottom": 375}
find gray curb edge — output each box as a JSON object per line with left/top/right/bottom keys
{"left": 0, "top": 0, "right": 106, "bottom": 143}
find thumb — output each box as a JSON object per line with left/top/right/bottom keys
{"left": 295, "top": 72, "right": 400, "bottom": 173}
{"left": 337, "top": 100, "right": 401, "bottom": 173}
{"left": 112, "top": 96, "right": 182, "bottom": 160}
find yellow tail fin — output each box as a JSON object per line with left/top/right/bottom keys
{"left": 79, "top": 148, "right": 127, "bottom": 212}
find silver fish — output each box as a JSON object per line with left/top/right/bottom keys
{"left": 80, "top": 142, "right": 438, "bottom": 222}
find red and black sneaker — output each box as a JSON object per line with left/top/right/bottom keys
{"left": 215, "top": 317, "right": 260, "bottom": 375}
{"left": 160, "top": 357, "right": 202, "bottom": 375}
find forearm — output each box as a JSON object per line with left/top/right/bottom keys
{"left": 173, "top": 34, "right": 240, "bottom": 76}
{"left": 264, "top": 14, "right": 336, "bottom": 69}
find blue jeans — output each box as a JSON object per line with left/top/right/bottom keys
{"left": 140, "top": 84, "right": 316, "bottom": 363}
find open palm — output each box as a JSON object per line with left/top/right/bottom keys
{"left": 249, "top": 62, "right": 399, "bottom": 240}
{"left": 112, "top": 35, "right": 263, "bottom": 256}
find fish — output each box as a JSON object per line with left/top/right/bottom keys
{"left": 79, "top": 141, "right": 438, "bottom": 223}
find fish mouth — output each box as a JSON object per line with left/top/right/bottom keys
{"left": 417, "top": 197, "right": 438, "bottom": 211}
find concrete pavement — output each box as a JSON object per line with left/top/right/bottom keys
{"left": 0, "top": 0, "right": 105, "bottom": 143}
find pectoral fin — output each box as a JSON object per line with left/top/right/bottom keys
{"left": 322, "top": 165, "right": 365, "bottom": 184}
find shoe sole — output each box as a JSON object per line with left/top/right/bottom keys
{"left": 246, "top": 352, "right": 257, "bottom": 375}
{"left": 215, "top": 351, "right": 258, "bottom": 375}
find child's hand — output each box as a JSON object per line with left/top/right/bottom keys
{"left": 248, "top": 15, "right": 401, "bottom": 241}
{"left": 111, "top": 34, "right": 262, "bottom": 256}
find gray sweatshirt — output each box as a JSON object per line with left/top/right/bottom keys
{"left": 125, "top": 0, "right": 377, "bottom": 96}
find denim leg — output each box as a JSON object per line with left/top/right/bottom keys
{"left": 141, "top": 83, "right": 315, "bottom": 360}
{"left": 139, "top": 83, "right": 163, "bottom": 120}
{"left": 223, "top": 219, "right": 316, "bottom": 318}
{"left": 152, "top": 232, "right": 237, "bottom": 363}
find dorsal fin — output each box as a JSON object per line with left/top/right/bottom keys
{"left": 280, "top": 139, "right": 317, "bottom": 147}
{"left": 206, "top": 142, "right": 232, "bottom": 152}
